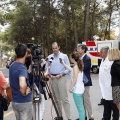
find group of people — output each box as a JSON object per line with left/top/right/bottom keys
{"left": 44, "top": 42, "right": 94, "bottom": 120}
{"left": 99, "top": 46, "right": 120, "bottom": 120}
{"left": 0, "top": 41, "right": 120, "bottom": 120}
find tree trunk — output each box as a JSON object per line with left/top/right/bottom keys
{"left": 108, "top": 0, "right": 112, "bottom": 40}
{"left": 46, "top": 0, "right": 51, "bottom": 54}
{"left": 84, "top": 0, "right": 91, "bottom": 41}
{"left": 64, "top": 0, "right": 69, "bottom": 54}
{"left": 91, "top": 0, "right": 96, "bottom": 40}
{"left": 71, "top": 5, "right": 78, "bottom": 46}
{"left": 53, "top": 12, "right": 57, "bottom": 42}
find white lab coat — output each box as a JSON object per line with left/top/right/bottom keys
{"left": 99, "top": 57, "right": 113, "bottom": 100}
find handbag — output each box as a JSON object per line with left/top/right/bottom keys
{"left": 83, "top": 73, "right": 89, "bottom": 84}
{"left": 6, "top": 87, "right": 12, "bottom": 102}
{"left": 0, "top": 90, "right": 10, "bottom": 111}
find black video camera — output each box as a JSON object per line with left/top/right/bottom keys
{"left": 27, "top": 43, "right": 43, "bottom": 65}
{"left": 27, "top": 43, "right": 42, "bottom": 56}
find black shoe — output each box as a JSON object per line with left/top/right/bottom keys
{"left": 76, "top": 119, "right": 79, "bottom": 120}
{"left": 98, "top": 98, "right": 104, "bottom": 106}
{"left": 89, "top": 118, "right": 94, "bottom": 120}
{"left": 101, "top": 118, "right": 104, "bottom": 120}
{"left": 98, "top": 102, "right": 103, "bottom": 105}
{"left": 54, "top": 117, "right": 63, "bottom": 120}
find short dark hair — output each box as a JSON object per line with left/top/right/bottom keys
{"left": 77, "top": 44, "right": 88, "bottom": 53}
{"left": 15, "top": 44, "right": 27, "bottom": 58}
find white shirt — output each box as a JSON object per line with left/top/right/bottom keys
{"left": 71, "top": 69, "right": 84, "bottom": 94}
{"left": 81, "top": 53, "right": 86, "bottom": 60}
{"left": 99, "top": 57, "right": 113, "bottom": 100}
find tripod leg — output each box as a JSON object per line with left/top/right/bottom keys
{"left": 38, "top": 103, "right": 40, "bottom": 120}
{"left": 46, "top": 83, "right": 62, "bottom": 119}
{"left": 34, "top": 103, "right": 36, "bottom": 120}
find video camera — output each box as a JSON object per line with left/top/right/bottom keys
{"left": 27, "top": 43, "right": 43, "bottom": 67}
{"left": 26, "top": 43, "right": 49, "bottom": 86}
{"left": 27, "top": 43, "right": 42, "bottom": 56}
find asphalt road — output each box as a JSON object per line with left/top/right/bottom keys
{"left": 0, "top": 68, "right": 105, "bottom": 120}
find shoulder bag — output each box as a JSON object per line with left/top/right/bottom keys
{"left": 0, "top": 90, "right": 10, "bottom": 111}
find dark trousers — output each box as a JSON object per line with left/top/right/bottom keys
{"left": 0, "top": 100, "right": 3, "bottom": 120}
{"left": 103, "top": 99, "right": 119, "bottom": 120}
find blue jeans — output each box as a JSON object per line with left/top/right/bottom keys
{"left": 0, "top": 100, "right": 3, "bottom": 120}
{"left": 73, "top": 93, "right": 85, "bottom": 120}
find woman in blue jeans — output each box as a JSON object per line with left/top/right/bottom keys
{"left": 61, "top": 52, "right": 85, "bottom": 120}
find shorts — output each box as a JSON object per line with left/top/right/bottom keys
{"left": 112, "top": 86, "right": 120, "bottom": 104}
{"left": 12, "top": 102, "right": 33, "bottom": 120}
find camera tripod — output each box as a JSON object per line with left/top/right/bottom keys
{"left": 30, "top": 63, "right": 62, "bottom": 120}
{"left": 26, "top": 42, "right": 62, "bottom": 120}
{"left": 43, "top": 80, "right": 63, "bottom": 120}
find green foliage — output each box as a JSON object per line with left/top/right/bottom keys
{"left": 7, "top": 3, "right": 34, "bottom": 43}
{"left": 0, "top": 0, "right": 119, "bottom": 55}
{"left": 0, "top": 12, "right": 5, "bottom": 25}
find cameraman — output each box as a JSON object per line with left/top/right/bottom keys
{"left": 9, "top": 44, "right": 33, "bottom": 120}
{"left": 26, "top": 56, "right": 46, "bottom": 120}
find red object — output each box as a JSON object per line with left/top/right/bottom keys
{"left": 86, "top": 41, "right": 96, "bottom": 46}
{"left": 89, "top": 52, "right": 100, "bottom": 57}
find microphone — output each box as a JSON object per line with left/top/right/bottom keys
{"left": 49, "top": 57, "right": 54, "bottom": 64}
{"left": 45, "top": 57, "right": 48, "bottom": 62}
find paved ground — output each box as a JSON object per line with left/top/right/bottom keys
{"left": 2, "top": 68, "right": 115, "bottom": 120}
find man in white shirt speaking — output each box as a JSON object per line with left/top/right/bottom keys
{"left": 99, "top": 46, "right": 119, "bottom": 120}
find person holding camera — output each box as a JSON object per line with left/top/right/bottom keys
{"left": 9, "top": 44, "right": 33, "bottom": 120}
{"left": 25, "top": 55, "right": 46, "bottom": 120}
{"left": 45, "top": 42, "right": 71, "bottom": 120}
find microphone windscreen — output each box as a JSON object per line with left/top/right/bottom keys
{"left": 51, "top": 57, "right": 54, "bottom": 60}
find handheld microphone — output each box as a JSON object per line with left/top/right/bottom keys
{"left": 49, "top": 57, "right": 54, "bottom": 64}
{"left": 45, "top": 57, "right": 48, "bottom": 62}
